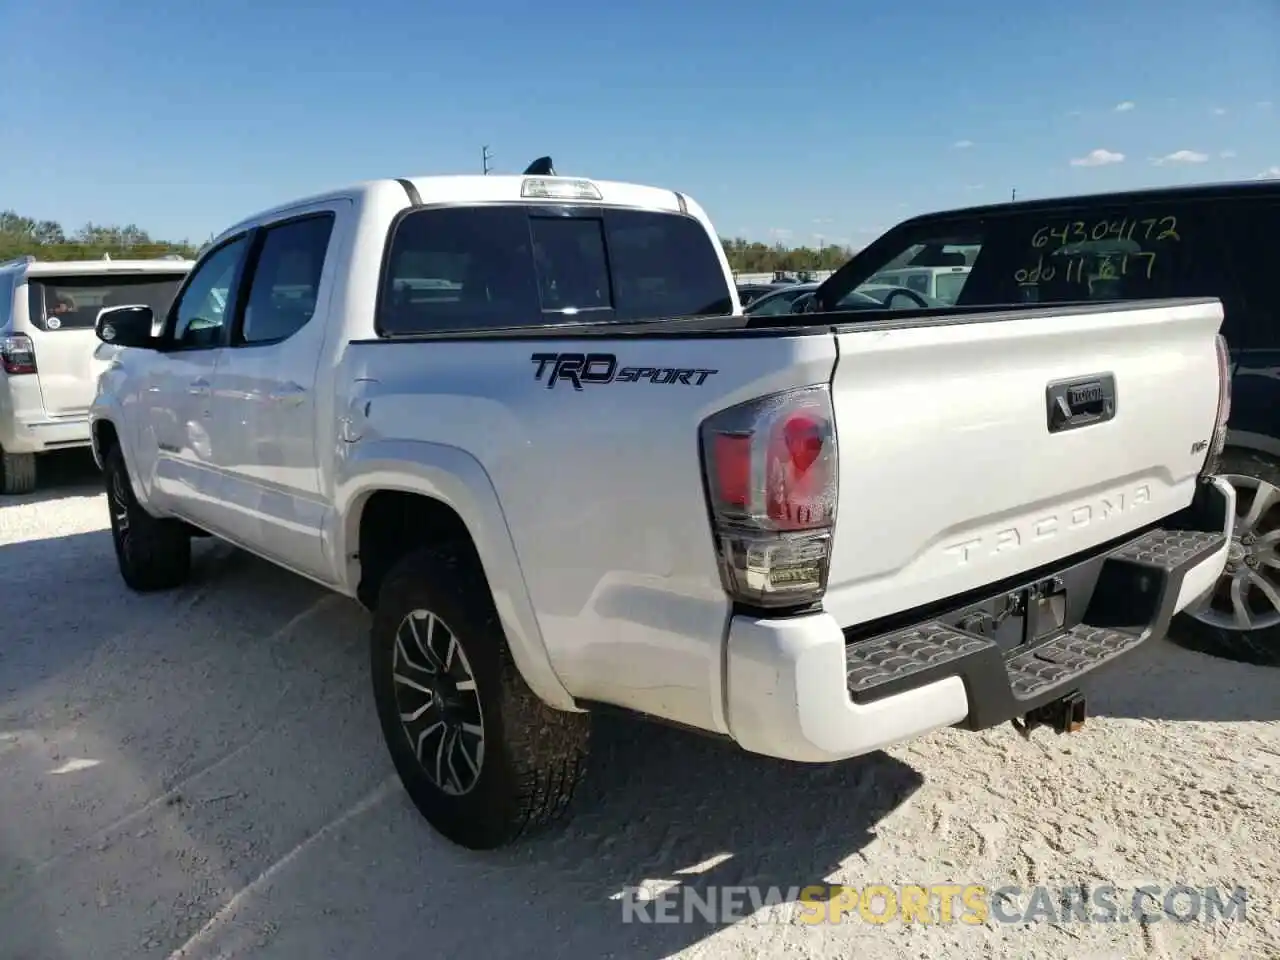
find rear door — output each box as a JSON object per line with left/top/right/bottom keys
{"left": 205, "top": 207, "right": 343, "bottom": 578}
{"left": 25, "top": 272, "right": 187, "bottom": 416}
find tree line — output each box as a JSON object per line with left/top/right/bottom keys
{"left": 0, "top": 210, "right": 199, "bottom": 263}
{"left": 718, "top": 237, "right": 859, "bottom": 274}
{"left": 1, "top": 208, "right": 858, "bottom": 274}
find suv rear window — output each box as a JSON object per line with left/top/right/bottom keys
{"left": 835, "top": 202, "right": 1219, "bottom": 311}
{"left": 27, "top": 273, "right": 188, "bottom": 332}
{"left": 377, "top": 205, "right": 732, "bottom": 335}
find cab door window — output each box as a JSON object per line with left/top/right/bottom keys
{"left": 168, "top": 235, "right": 251, "bottom": 349}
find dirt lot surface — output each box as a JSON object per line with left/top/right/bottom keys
{"left": 2, "top": 455, "right": 1277, "bottom": 959}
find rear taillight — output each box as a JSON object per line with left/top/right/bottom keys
{"left": 700, "top": 384, "right": 837, "bottom": 609}
{"left": 0, "top": 334, "right": 36, "bottom": 375}
{"left": 1205, "top": 333, "right": 1232, "bottom": 474}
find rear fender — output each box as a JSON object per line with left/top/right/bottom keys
{"left": 334, "top": 439, "right": 580, "bottom": 712}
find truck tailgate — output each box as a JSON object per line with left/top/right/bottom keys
{"left": 822, "top": 298, "right": 1225, "bottom": 627}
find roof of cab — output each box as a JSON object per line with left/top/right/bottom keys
{"left": 895, "top": 177, "right": 1280, "bottom": 229}
{"left": 213, "top": 173, "right": 695, "bottom": 243}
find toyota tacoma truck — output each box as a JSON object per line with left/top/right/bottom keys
{"left": 88, "top": 162, "right": 1235, "bottom": 850}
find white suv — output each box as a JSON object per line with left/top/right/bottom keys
{"left": 868, "top": 265, "right": 971, "bottom": 304}
{"left": 0, "top": 254, "right": 193, "bottom": 493}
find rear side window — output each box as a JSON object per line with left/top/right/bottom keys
{"left": 839, "top": 200, "right": 1224, "bottom": 310}
{"left": 377, "top": 205, "right": 732, "bottom": 335}
{"left": 239, "top": 214, "right": 335, "bottom": 344}
{"left": 26, "top": 273, "right": 188, "bottom": 332}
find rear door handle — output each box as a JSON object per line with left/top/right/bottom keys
{"left": 268, "top": 382, "right": 307, "bottom": 406}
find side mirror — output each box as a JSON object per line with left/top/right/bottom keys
{"left": 95, "top": 305, "right": 157, "bottom": 349}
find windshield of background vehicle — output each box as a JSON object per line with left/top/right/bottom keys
{"left": 823, "top": 204, "right": 1216, "bottom": 312}
{"left": 377, "top": 205, "right": 734, "bottom": 335}
{"left": 27, "top": 274, "right": 188, "bottom": 332}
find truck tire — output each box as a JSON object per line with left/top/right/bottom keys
{"left": 1173, "top": 449, "right": 1280, "bottom": 667}
{"left": 0, "top": 448, "right": 37, "bottom": 495}
{"left": 104, "top": 444, "right": 192, "bottom": 592}
{"left": 370, "top": 546, "right": 590, "bottom": 849}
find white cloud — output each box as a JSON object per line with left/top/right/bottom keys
{"left": 963, "top": 184, "right": 985, "bottom": 191}
{"left": 768, "top": 227, "right": 793, "bottom": 240}
{"left": 1259, "top": 101, "right": 1273, "bottom": 109}
{"left": 1114, "top": 101, "right": 1136, "bottom": 112}
{"left": 812, "top": 217, "right": 833, "bottom": 225}
{"left": 1212, "top": 106, "right": 1227, "bottom": 115}
{"left": 1220, "top": 149, "right": 1237, "bottom": 159}
{"left": 952, "top": 139, "right": 974, "bottom": 149}
{"left": 1152, "top": 149, "right": 1209, "bottom": 166}
{"left": 1254, "top": 166, "right": 1280, "bottom": 180}
{"left": 1070, "top": 148, "right": 1125, "bottom": 167}
{"left": 1066, "top": 109, "right": 1083, "bottom": 117}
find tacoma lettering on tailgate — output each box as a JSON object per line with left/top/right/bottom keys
{"left": 942, "top": 484, "right": 1152, "bottom": 565}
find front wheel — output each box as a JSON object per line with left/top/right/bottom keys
{"left": 1174, "top": 449, "right": 1280, "bottom": 666}
{"left": 104, "top": 444, "right": 192, "bottom": 592}
{"left": 370, "top": 546, "right": 590, "bottom": 849}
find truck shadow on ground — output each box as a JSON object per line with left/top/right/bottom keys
{"left": 367, "top": 717, "right": 929, "bottom": 960}
{"left": 1082, "top": 634, "right": 1279, "bottom": 723}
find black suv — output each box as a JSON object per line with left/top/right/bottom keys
{"left": 814, "top": 180, "right": 1280, "bottom": 666}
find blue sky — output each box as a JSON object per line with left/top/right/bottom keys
{"left": 3, "top": 0, "right": 1277, "bottom": 248}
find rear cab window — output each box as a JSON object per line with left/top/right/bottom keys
{"left": 832, "top": 199, "right": 1224, "bottom": 312}
{"left": 376, "top": 205, "right": 733, "bottom": 335}
{"left": 26, "top": 273, "right": 189, "bottom": 333}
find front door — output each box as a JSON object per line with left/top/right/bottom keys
{"left": 141, "top": 234, "right": 252, "bottom": 530}
{"left": 204, "top": 209, "right": 342, "bottom": 580}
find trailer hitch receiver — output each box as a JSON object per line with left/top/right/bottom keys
{"left": 1011, "top": 690, "right": 1087, "bottom": 739}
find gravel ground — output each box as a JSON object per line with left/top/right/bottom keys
{"left": 1, "top": 453, "right": 1277, "bottom": 960}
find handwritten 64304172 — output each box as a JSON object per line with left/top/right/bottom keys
{"left": 1015, "top": 214, "right": 1182, "bottom": 291}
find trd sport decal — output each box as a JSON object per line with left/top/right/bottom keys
{"left": 531, "top": 352, "right": 718, "bottom": 391}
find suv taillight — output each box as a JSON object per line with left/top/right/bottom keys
{"left": 0, "top": 334, "right": 36, "bottom": 375}
{"left": 699, "top": 384, "right": 837, "bottom": 609}
{"left": 1205, "top": 333, "right": 1231, "bottom": 475}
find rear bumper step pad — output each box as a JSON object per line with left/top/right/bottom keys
{"left": 844, "top": 527, "right": 1226, "bottom": 731}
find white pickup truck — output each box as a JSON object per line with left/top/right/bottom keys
{"left": 89, "top": 163, "right": 1235, "bottom": 850}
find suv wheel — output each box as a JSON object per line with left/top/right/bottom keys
{"left": 370, "top": 546, "right": 590, "bottom": 849}
{"left": 1175, "top": 449, "right": 1280, "bottom": 666}
{"left": 0, "top": 447, "right": 36, "bottom": 495}
{"left": 104, "top": 444, "right": 192, "bottom": 591}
